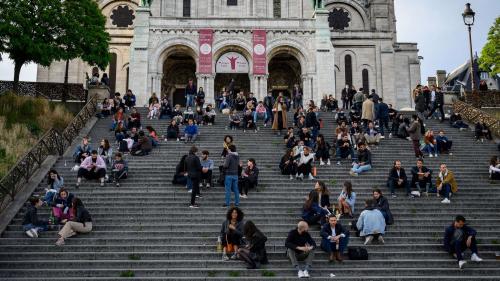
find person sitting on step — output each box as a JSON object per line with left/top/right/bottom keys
{"left": 147, "top": 93, "right": 160, "bottom": 119}
{"left": 73, "top": 137, "right": 92, "bottom": 166}
{"left": 336, "top": 133, "right": 356, "bottom": 166}
{"left": 131, "top": 131, "right": 153, "bottom": 156}
{"left": 280, "top": 149, "right": 298, "bottom": 180}
{"left": 335, "top": 121, "right": 349, "bottom": 139}
{"left": 238, "top": 220, "right": 268, "bottom": 269}
{"left": 422, "top": 130, "right": 438, "bottom": 158}
{"left": 387, "top": 160, "right": 413, "bottom": 198}
{"left": 349, "top": 121, "right": 363, "bottom": 148}
{"left": 183, "top": 119, "right": 198, "bottom": 143}
{"left": 335, "top": 108, "right": 348, "bottom": 125}
{"left": 97, "top": 139, "right": 113, "bottom": 169}
{"left": 302, "top": 190, "right": 329, "bottom": 226}
{"left": 51, "top": 188, "right": 74, "bottom": 224}
{"left": 111, "top": 152, "right": 128, "bottom": 187}
{"left": 200, "top": 150, "right": 214, "bottom": 188}
{"left": 299, "top": 127, "right": 313, "bottom": 148}
{"left": 171, "top": 104, "right": 184, "bottom": 124}
{"left": 294, "top": 146, "right": 315, "bottom": 180}
{"left": 411, "top": 158, "right": 433, "bottom": 196}
{"left": 314, "top": 134, "right": 331, "bottom": 166}
{"left": 337, "top": 181, "right": 356, "bottom": 218}
{"left": 228, "top": 110, "right": 241, "bottom": 130}
{"left": 242, "top": 109, "right": 257, "bottom": 133}
{"left": 239, "top": 158, "right": 259, "bottom": 198}
{"left": 76, "top": 150, "right": 107, "bottom": 188}
{"left": 43, "top": 169, "right": 64, "bottom": 205}
{"left": 194, "top": 106, "right": 204, "bottom": 125}
{"left": 364, "top": 121, "right": 381, "bottom": 145}
{"left": 165, "top": 120, "right": 180, "bottom": 141}
{"left": 356, "top": 199, "right": 386, "bottom": 245}
{"left": 146, "top": 126, "right": 159, "bottom": 147}
{"left": 350, "top": 142, "right": 372, "bottom": 176}
{"left": 436, "top": 163, "right": 458, "bottom": 204}
{"left": 253, "top": 101, "right": 268, "bottom": 127}
{"left": 203, "top": 104, "right": 216, "bottom": 125}
{"left": 474, "top": 121, "right": 492, "bottom": 142}
{"left": 489, "top": 156, "right": 500, "bottom": 180}
{"left": 127, "top": 107, "right": 141, "bottom": 130}
{"left": 220, "top": 207, "right": 245, "bottom": 261}
{"left": 443, "top": 215, "right": 483, "bottom": 269}
{"left": 182, "top": 106, "right": 195, "bottom": 124}
{"left": 55, "top": 198, "right": 92, "bottom": 246}
{"left": 436, "top": 130, "right": 453, "bottom": 155}
{"left": 320, "top": 215, "right": 349, "bottom": 263}
{"left": 285, "top": 221, "right": 316, "bottom": 278}
{"left": 23, "top": 197, "right": 48, "bottom": 238}
{"left": 110, "top": 107, "right": 127, "bottom": 131}
{"left": 114, "top": 122, "right": 128, "bottom": 143}
{"left": 372, "top": 188, "right": 394, "bottom": 225}
{"left": 449, "top": 112, "right": 469, "bottom": 131}
{"left": 159, "top": 97, "right": 172, "bottom": 119}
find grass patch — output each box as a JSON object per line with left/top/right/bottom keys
{"left": 261, "top": 270, "right": 276, "bottom": 277}
{"left": 272, "top": 140, "right": 282, "bottom": 145}
{"left": 228, "top": 271, "right": 240, "bottom": 277}
{"left": 119, "top": 270, "right": 135, "bottom": 277}
{"left": 207, "top": 270, "right": 217, "bottom": 277}
{"left": 328, "top": 179, "right": 337, "bottom": 186}
{"left": 491, "top": 239, "right": 499, "bottom": 245}
{"left": 410, "top": 208, "right": 417, "bottom": 214}
{"left": 128, "top": 254, "right": 141, "bottom": 260}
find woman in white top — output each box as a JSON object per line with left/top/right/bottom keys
{"left": 338, "top": 181, "right": 356, "bottom": 217}
{"left": 489, "top": 156, "right": 500, "bottom": 180}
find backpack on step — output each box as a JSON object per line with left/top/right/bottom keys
{"left": 348, "top": 247, "right": 368, "bottom": 260}
{"left": 118, "top": 140, "right": 129, "bottom": 152}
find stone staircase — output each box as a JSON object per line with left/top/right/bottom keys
{"left": 1, "top": 108, "right": 499, "bottom": 280}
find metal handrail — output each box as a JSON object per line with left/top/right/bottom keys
{"left": 452, "top": 100, "right": 500, "bottom": 137}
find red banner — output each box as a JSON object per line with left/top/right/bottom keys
{"left": 198, "top": 29, "right": 213, "bottom": 74}
{"left": 252, "top": 30, "right": 267, "bottom": 75}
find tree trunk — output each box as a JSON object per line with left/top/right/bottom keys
{"left": 63, "top": 59, "right": 70, "bottom": 102}
{"left": 13, "top": 61, "right": 23, "bottom": 94}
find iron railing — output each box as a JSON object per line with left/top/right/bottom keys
{"left": 0, "top": 81, "right": 86, "bottom": 101}
{"left": 0, "top": 95, "right": 98, "bottom": 213}
{"left": 452, "top": 100, "right": 500, "bottom": 136}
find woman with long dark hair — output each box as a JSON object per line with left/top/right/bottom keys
{"left": 272, "top": 95, "right": 288, "bottom": 135}
{"left": 313, "top": 181, "right": 331, "bottom": 210}
{"left": 220, "top": 207, "right": 245, "bottom": 261}
{"left": 280, "top": 149, "right": 297, "bottom": 180}
{"left": 44, "top": 169, "right": 64, "bottom": 204}
{"left": 55, "top": 197, "right": 92, "bottom": 246}
{"left": 302, "top": 190, "right": 329, "bottom": 225}
{"left": 338, "top": 181, "right": 356, "bottom": 217}
{"left": 314, "top": 134, "right": 331, "bottom": 166}
{"left": 237, "top": 220, "right": 269, "bottom": 269}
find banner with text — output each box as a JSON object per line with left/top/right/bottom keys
{"left": 198, "top": 29, "right": 213, "bottom": 74}
{"left": 252, "top": 30, "right": 267, "bottom": 75}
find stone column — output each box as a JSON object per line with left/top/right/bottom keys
{"left": 313, "top": 8, "right": 335, "bottom": 105}
{"left": 129, "top": 7, "right": 151, "bottom": 106}
{"left": 153, "top": 73, "right": 162, "bottom": 95}
{"left": 302, "top": 74, "right": 311, "bottom": 103}
{"left": 206, "top": 74, "right": 216, "bottom": 105}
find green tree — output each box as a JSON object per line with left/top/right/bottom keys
{"left": 0, "top": 0, "right": 64, "bottom": 92}
{"left": 59, "top": 0, "right": 110, "bottom": 101}
{"left": 479, "top": 17, "right": 500, "bottom": 77}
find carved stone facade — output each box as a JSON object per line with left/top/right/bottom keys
{"left": 37, "top": 0, "right": 420, "bottom": 108}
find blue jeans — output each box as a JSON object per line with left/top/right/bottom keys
{"left": 224, "top": 175, "right": 239, "bottom": 206}
{"left": 351, "top": 163, "right": 371, "bottom": 174}
{"left": 321, "top": 233, "right": 350, "bottom": 254}
{"left": 336, "top": 147, "right": 356, "bottom": 162}
{"left": 439, "top": 183, "right": 452, "bottom": 199}
{"left": 186, "top": 95, "right": 194, "bottom": 108}
{"left": 186, "top": 177, "right": 192, "bottom": 190}
{"left": 423, "top": 144, "right": 438, "bottom": 155}
{"left": 23, "top": 223, "right": 48, "bottom": 232}
{"left": 253, "top": 112, "right": 267, "bottom": 124}
{"left": 378, "top": 117, "right": 389, "bottom": 136}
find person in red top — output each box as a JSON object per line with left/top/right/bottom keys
{"left": 111, "top": 107, "right": 127, "bottom": 131}
{"left": 146, "top": 126, "right": 159, "bottom": 147}
{"left": 422, "top": 130, "right": 438, "bottom": 157}
{"left": 128, "top": 107, "right": 141, "bottom": 129}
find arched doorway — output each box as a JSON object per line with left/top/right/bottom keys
{"left": 214, "top": 51, "right": 251, "bottom": 100}
{"left": 268, "top": 52, "right": 302, "bottom": 99}
{"left": 162, "top": 48, "right": 196, "bottom": 107}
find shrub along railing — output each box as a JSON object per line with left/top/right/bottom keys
{"left": 0, "top": 95, "right": 98, "bottom": 213}
{"left": 0, "top": 81, "right": 86, "bottom": 101}
{"left": 453, "top": 99, "right": 500, "bottom": 137}
{"left": 463, "top": 90, "right": 500, "bottom": 108}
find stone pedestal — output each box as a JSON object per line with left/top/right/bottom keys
{"left": 129, "top": 8, "right": 151, "bottom": 106}
{"left": 250, "top": 75, "right": 268, "bottom": 101}
{"left": 197, "top": 74, "right": 216, "bottom": 106}
{"left": 88, "top": 86, "right": 111, "bottom": 101}
{"left": 313, "top": 8, "right": 336, "bottom": 106}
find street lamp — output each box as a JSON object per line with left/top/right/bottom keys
{"left": 462, "top": 3, "right": 476, "bottom": 91}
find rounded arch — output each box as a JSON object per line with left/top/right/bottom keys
{"left": 99, "top": 0, "right": 139, "bottom": 10}
{"left": 150, "top": 38, "right": 199, "bottom": 74}
{"left": 325, "top": 0, "right": 370, "bottom": 30}
{"left": 267, "top": 39, "right": 309, "bottom": 74}
{"left": 212, "top": 40, "right": 253, "bottom": 74}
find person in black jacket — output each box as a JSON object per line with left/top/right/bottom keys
{"left": 185, "top": 146, "right": 202, "bottom": 208}
{"left": 320, "top": 215, "right": 350, "bottom": 262}
{"left": 427, "top": 86, "right": 445, "bottom": 122}
{"left": 23, "top": 197, "right": 48, "bottom": 238}
{"left": 411, "top": 159, "right": 433, "bottom": 195}
{"left": 285, "top": 221, "right": 316, "bottom": 278}
{"left": 51, "top": 188, "right": 74, "bottom": 224}
{"left": 280, "top": 149, "right": 298, "bottom": 179}
{"left": 238, "top": 220, "right": 268, "bottom": 269}
{"left": 305, "top": 105, "right": 320, "bottom": 139}
{"left": 372, "top": 188, "right": 393, "bottom": 225}
{"left": 387, "top": 160, "right": 412, "bottom": 198}
{"left": 56, "top": 197, "right": 92, "bottom": 246}
{"left": 239, "top": 159, "right": 259, "bottom": 198}
{"left": 443, "top": 215, "right": 482, "bottom": 269}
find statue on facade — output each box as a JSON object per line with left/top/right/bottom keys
{"left": 312, "top": 0, "right": 324, "bottom": 9}
{"left": 140, "top": 0, "right": 153, "bottom": 7}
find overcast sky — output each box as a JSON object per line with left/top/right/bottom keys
{"left": 0, "top": 0, "right": 498, "bottom": 82}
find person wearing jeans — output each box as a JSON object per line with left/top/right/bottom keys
{"left": 443, "top": 215, "right": 482, "bottom": 269}
{"left": 350, "top": 143, "right": 372, "bottom": 176}
{"left": 285, "top": 221, "right": 316, "bottom": 278}
{"left": 56, "top": 198, "right": 92, "bottom": 246}
{"left": 387, "top": 160, "right": 412, "bottom": 198}
{"left": 436, "top": 164, "right": 457, "bottom": 204}
{"left": 223, "top": 145, "right": 240, "bottom": 208}
{"left": 410, "top": 159, "right": 433, "bottom": 195}
{"left": 23, "top": 198, "right": 48, "bottom": 238}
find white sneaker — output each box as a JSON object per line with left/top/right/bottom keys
{"left": 25, "top": 230, "right": 35, "bottom": 238}
{"left": 389, "top": 133, "right": 393, "bottom": 138}
{"left": 434, "top": 154, "right": 438, "bottom": 157}
{"left": 459, "top": 260, "right": 467, "bottom": 269}
{"left": 188, "top": 189, "right": 192, "bottom": 193}
{"left": 320, "top": 161, "right": 325, "bottom": 166}
{"left": 441, "top": 198, "right": 451, "bottom": 204}
{"left": 429, "top": 154, "right": 433, "bottom": 158}
{"left": 31, "top": 229, "right": 38, "bottom": 238}
{"left": 308, "top": 174, "right": 315, "bottom": 180}
{"left": 378, "top": 236, "right": 385, "bottom": 244}
{"left": 327, "top": 160, "right": 331, "bottom": 166}
{"left": 380, "top": 136, "right": 385, "bottom": 139}
{"left": 471, "top": 253, "right": 483, "bottom": 262}
{"left": 364, "top": 236, "right": 374, "bottom": 245}
{"left": 336, "top": 161, "right": 341, "bottom": 166}
{"left": 297, "top": 270, "right": 304, "bottom": 278}
{"left": 240, "top": 194, "right": 248, "bottom": 199}
{"left": 299, "top": 173, "right": 304, "bottom": 179}
{"left": 303, "top": 270, "right": 310, "bottom": 278}
{"left": 289, "top": 175, "right": 294, "bottom": 180}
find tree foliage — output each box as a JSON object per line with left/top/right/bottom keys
{"left": 479, "top": 17, "right": 500, "bottom": 77}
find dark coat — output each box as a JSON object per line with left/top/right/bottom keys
{"left": 415, "top": 94, "right": 426, "bottom": 112}
{"left": 22, "top": 205, "right": 44, "bottom": 226}
{"left": 375, "top": 196, "right": 393, "bottom": 225}
{"left": 75, "top": 206, "right": 92, "bottom": 226}
{"left": 320, "top": 222, "right": 348, "bottom": 250}
{"left": 246, "top": 229, "right": 268, "bottom": 263}
{"left": 377, "top": 102, "right": 389, "bottom": 119}
{"left": 185, "top": 152, "right": 202, "bottom": 179}
{"left": 388, "top": 167, "right": 408, "bottom": 183}
{"left": 223, "top": 152, "right": 240, "bottom": 176}
{"left": 407, "top": 121, "right": 421, "bottom": 141}
{"left": 443, "top": 223, "right": 477, "bottom": 253}
{"left": 285, "top": 228, "right": 317, "bottom": 253}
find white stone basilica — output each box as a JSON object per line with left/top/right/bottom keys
{"left": 37, "top": 0, "right": 421, "bottom": 108}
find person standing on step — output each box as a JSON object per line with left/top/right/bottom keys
{"left": 436, "top": 163, "right": 457, "bottom": 204}
{"left": 357, "top": 199, "right": 386, "bottom": 245}
{"left": 489, "top": 156, "right": 500, "bottom": 180}
{"left": 414, "top": 86, "right": 426, "bottom": 123}
{"left": 377, "top": 98, "right": 390, "bottom": 138}
{"left": 361, "top": 95, "right": 375, "bottom": 131}
{"left": 223, "top": 145, "right": 240, "bottom": 208}
{"left": 321, "top": 215, "right": 350, "bottom": 263}
{"left": 23, "top": 197, "right": 48, "bottom": 238}
{"left": 294, "top": 146, "right": 315, "bottom": 180}
{"left": 353, "top": 88, "right": 365, "bottom": 112}
{"left": 220, "top": 207, "right": 245, "bottom": 261}
{"left": 239, "top": 158, "right": 259, "bottom": 198}
{"left": 185, "top": 78, "right": 197, "bottom": 108}
{"left": 263, "top": 91, "right": 275, "bottom": 125}
{"left": 293, "top": 84, "right": 303, "bottom": 109}
{"left": 350, "top": 142, "right": 372, "bottom": 176}
{"left": 410, "top": 159, "right": 433, "bottom": 196}
{"left": 238, "top": 220, "right": 268, "bottom": 269}
{"left": 372, "top": 188, "right": 394, "bottom": 225}
{"left": 341, "top": 84, "right": 350, "bottom": 110}
{"left": 285, "top": 221, "right": 316, "bottom": 278}
{"left": 76, "top": 150, "right": 107, "bottom": 188}
{"left": 407, "top": 114, "right": 423, "bottom": 159}
{"left": 427, "top": 86, "right": 445, "bottom": 122}
{"left": 443, "top": 215, "right": 483, "bottom": 269}
{"left": 55, "top": 198, "right": 92, "bottom": 246}
{"left": 272, "top": 95, "right": 288, "bottom": 136}
{"left": 387, "top": 160, "right": 413, "bottom": 198}
{"left": 186, "top": 146, "right": 202, "bottom": 208}
{"left": 200, "top": 150, "right": 214, "bottom": 188}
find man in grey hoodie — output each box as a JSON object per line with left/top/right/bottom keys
{"left": 223, "top": 145, "right": 240, "bottom": 208}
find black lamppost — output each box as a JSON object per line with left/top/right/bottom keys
{"left": 462, "top": 3, "right": 476, "bottom": 91}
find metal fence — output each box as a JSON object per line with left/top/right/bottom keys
{"left": 0, "top": 95, "right": 98, "bottom": 213}
{"left": 452, "top": 100, "right": 500, "bottom": 137}
{"left": 0, "top": 81, "right": 86, "bottom": 101}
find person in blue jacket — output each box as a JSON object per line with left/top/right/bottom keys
{"left": 184, "top": 119, "right": 198, "bottom": 143}
{"left": 444, "top": 215, "right": 483, "bottom": 269}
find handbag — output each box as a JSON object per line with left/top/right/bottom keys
{"left": 225, "top": 234, "right": 235, "bottom": 253}
{"left": 348, "top": 247, "right": 368, "bottom": 260}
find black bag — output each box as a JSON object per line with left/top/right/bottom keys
{"left": 217, "top": 165, "right": 226, "bottom": 186}
{"left": 118, "top": 140, "right": 129, "bottom": 152}
{"left": 348, "top": 247, "right": 368, "bottom": 260}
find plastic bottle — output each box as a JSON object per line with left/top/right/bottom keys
{"left": 216, "top": 236, "right": 223, "bottom": 253}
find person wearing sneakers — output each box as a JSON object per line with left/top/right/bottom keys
{"left": 314, "top": 134, "right": 331, "bottom": 166}
{"left": 55, "top": 198, "right": 92, "bottom": 246}
{"left": 336, "top": 133, "right": 356, "bottom": 166}
{"left": 436, "top": 163, "right": 457, "bottom": 204}
{"left": 76, "top": 150, "right": 107, "bottom": 188}
{"left": 223, "top": 145, "right": 240, "bottom": 208}
{"left": 285, "top": 221, "right": 316, "bottom": 278}
{"left": 23, "top": 198, "right": 48, "bottom": 238}
{"left": 185, "top": 146, "right": 202, "bottom": 208}
{"left": 200, "top": 150, "right": 214, "bottom": 188}
{"left": 110, "top": 152, "right": 128, "bottom": 187}
{"left": 320, "top": 215, "right": 350, "bottom": 263}
{"left": 422, "top": 130, "right": 438, "bottom": 158}
{"left": 220, "top": 207, "right": 245, "bottom": 261}
{"left": 280, "top": 149, "right": 298, "bottom": 180}
{"left": 350, "top": 143, "right": 372, "bottom": 176}
{"left": 444, "top": 215, "right": 483, "bottom": 269}
{"left": 387, "top": 160, "right": 413, "bottom": 198}
{"left": 239, "top": 158, "right": 259, "bottom": 198}
{"left": 356, "top": 199, "right": 386, "bottom": 245}
{"left": 294, "top": 146, "right": 315, "bottom": 180}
